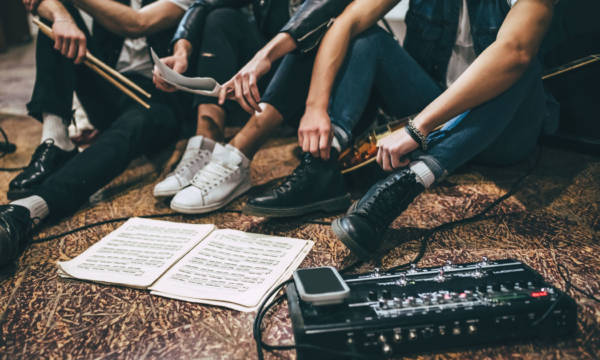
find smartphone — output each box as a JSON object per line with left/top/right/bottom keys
{"left": 293, "top": 267, "right": 350, "bottom": 306}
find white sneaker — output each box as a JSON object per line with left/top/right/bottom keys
{"left": 170, "top": 143, "right": 251, "bottom": 214}
{"left": 153, "top": 136, "right": 215, "bottom": 197}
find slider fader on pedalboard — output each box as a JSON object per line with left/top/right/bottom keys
{"left": 287, "top": 258, "right": 576, "bottom": 359}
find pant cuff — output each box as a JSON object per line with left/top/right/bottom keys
{"left": 411, "top": 151, "right": 447, "bottom": 181}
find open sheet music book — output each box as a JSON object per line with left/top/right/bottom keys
{"left": 57, "top": 218, "right": 313, "bottom": 312}
{"left": 150, "top": 48, "right": 222, "bottom": 97}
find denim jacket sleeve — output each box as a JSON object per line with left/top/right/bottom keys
{"left": 171, "top": 0, "right": 252, "bottom": 48}
{"left": 281, "top": 0, "right": 352, "bottom": 53}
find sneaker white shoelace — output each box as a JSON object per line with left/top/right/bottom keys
{"left": 172, "top": 149, "right": 210, "bottom": 179}
{"left": 191, "top": 161, "right": 237, "bottom": 194}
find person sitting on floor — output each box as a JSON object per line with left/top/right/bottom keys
{"left": 151, "top": 0, "right": 296, "bottom": 202}
{"left": 153, "top": 0, "right": 352, "bottom": 214}
{"left": 0, "top": 0, "right": 195, "bottom": 268}
{"left": 295, "top": 0, "right": 559, "bottom": 259}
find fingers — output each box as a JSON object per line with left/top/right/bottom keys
{"left": 249, "top": 74, "right": 261, "bottom": 108}
{"left": 218, "top": 85, "right": 228, "bottom": 105}
{"left": 75, "top": 37, "right": 86, "bottom": 64}
{"left": 308, "top": 133, "right": 319, "bottom": 158}
{"left": 300, "top": 131, "right": 311, "bottom": 154}
{"left": 54, "top": 34, "right": 63, "bottom": 53}
{"left": 378, "top": 146, "right": 410, "bottom": 172}
{"left": 67, "top": 36, "right": 78, "bottom": 59}
{"left": 242, "top": 74, "right": 260, "bottom": 113}
{"left": 377, "top": 145, "right": 393, "bottom": 172}
{"left": 154, "top": 75, "right": 176, "bottom": 92}
{"left": 61, "top": 37, "right": 70, "bottom": 57}
{"left": 233, "top": 77, "right": 253, "bottom": 113}
{"left": 319, "top": 130, "right": 331, "bottom": 160}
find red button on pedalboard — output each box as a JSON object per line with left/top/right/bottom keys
{"left": 530, "top": 291, "right": 548, "bottom": 298}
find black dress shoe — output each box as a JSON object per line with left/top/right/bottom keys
{"left": 332, "top": 168, "right": 424, "bottom": 260}
{"left": 8, "top": 139, "right": 78, "bottom": 200}
{"left": 0, "top": 205, "right": 34, "bottom": 268}
{"left": 243, "top": 151, "right": 351, "bottom": 217}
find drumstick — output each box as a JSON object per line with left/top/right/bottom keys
{"left": 84, "top": 61, "right": 151, "bottom": 109}
{"left": 32, "top": 17, "right": 152, "bottom": 102}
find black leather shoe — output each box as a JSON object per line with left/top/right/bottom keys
{"left": 8, "top": 139, "right": 78, "bottom": 200}
{"left": 0, "top": 205, "right": 34, "bottom": 268}
{"left": 332, "top": 168, "right": 425, "bottom": 260}
{"left": 243, "top": 151, "right": 351, "bottom": 217}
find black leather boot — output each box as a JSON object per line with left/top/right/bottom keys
{"left": 244, "top": 151, "right": 351, "bottom": 217}
{"left": 0, "top": 205, "right": 34, "bottom": 268}
{"left": 332, "top": 168, "right": 425, "bottom": 260}
{"left": 8, "top": 139, "right": 78, "bottom": 200}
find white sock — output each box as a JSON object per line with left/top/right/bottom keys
{"left": 331, "top": 136, "right": 342, "bottom": 153}
{"left": 409, "top": 161, "right": 435, "bottom": 188}
{"left": 42, "top": 113, "right": 76, "bottom": 151}
{"left": 11, "top": 195, "right": 50, "bottom": 222}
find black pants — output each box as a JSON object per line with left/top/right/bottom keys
{"left": 26, "top": 11, "right": 187, "bottom": 220}
{"left": 192, "top": 8, "right": 266, "bottom": 123}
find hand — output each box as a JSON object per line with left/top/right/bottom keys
{"left": 153, "top": 54, "right": 188, "bottom": 92}
{"left": 52, "top": 19, "right": 87, "bottom": 64}
{"left": 218, "top": 53, "right": 272, "bottom": 114}
{"left": 23, "top": 0, "right": 42, "bottom": 12}
{"left": 376, "top": 128, "right": 420, "bottom": 171}
{"left": 298, "top": 107, "right": 333, "bottom": 160}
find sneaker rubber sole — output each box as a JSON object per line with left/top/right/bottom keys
{"left": 331, "top": 218, "right": 373, "bottom": 260}
{"left": 170, "top": 182, "right": 252, "bottom": 214}
{"left": 242, "top": 193, "right": 351, "bottom": 218}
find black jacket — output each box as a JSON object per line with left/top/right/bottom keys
{"left": 172, "top": 0, "right": 351, "bottom": 54}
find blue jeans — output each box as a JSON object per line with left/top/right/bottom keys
{"left": 329, "top": 27, "right": 553, "bottom": 179}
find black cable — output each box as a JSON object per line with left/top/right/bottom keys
{"left": 253, "top": 280, "right": 374, "bottom": 360}
{"left": 0, "top": 126, "right": 26, "bottom": 172}
{"left": 31, "top": 209, "right": 243, "bottom": 243}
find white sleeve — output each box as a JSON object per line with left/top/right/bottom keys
{"left": 169, "top": 0, "right": 195, "bottom": 11}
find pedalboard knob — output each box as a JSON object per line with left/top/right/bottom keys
{"left": 382, "top": 289, "right": 392, "bottom": 299}
{"left": 452, "top": 327, "right": 461, "bottom": 336}
{"left": 468, "top": 324, "right": 477, "bottom": 334}
{"left": 382, "top": 343, "right": 392, "bottom": 355}
{"left": 408, "top": 329, "right": 417, "bottom": 341}
{"left": 393, "top": 332, "right": 402, "bottom": 342}
{"left": 396, "top": 275, "right": 408, "bottom": 286}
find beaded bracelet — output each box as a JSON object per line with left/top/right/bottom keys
{"left": 405, "top": 119, "right": 428, "bottom": 151}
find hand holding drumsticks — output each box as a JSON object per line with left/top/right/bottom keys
{"left": 32, "top": 17, "right": 152, "bottom": 109}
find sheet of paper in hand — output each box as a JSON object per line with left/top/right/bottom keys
{"left": 151, "top": 48, "right": 222, "bottom": 97}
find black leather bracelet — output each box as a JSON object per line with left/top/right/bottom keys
{"left": 405, "top": 119, "right": 428, "bottom": 151}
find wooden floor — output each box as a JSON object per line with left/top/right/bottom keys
{"left": 0, "top": 40, "right": 599, "bottom": 360}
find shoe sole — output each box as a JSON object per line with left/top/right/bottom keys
{"left": 7, "top": 188, "right": 34, "bottom": 201}
{"left": 331, "top": 218, "right": 373, "bottom": 261}
{"left": 242, "top": 194, "right": 351, "bottom": 218}
{"left": 170, "top": 182, "right": 252, "bottom": 214}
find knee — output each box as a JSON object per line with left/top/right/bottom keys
{"left": 348, "top": 27, "right": 389, "bottom": 57}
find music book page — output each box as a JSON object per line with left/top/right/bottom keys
{"left": 149, "top": 230, "right": 313, "bottom": 311}
{"left": 57, "top": 218, "right": 215, "bottom": 288}
{"left": 151, "top": 48, "right": 221, "bottom": 97}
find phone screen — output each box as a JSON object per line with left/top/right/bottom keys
{"left": 296, "top": 268, "right": 345, "bottom": 294}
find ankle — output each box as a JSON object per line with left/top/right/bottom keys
{"left": 10, "top": 195, "right": 49, "bottom": 222}
{"left": 41, "top": 113, "right": 75, "bottom": 151}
